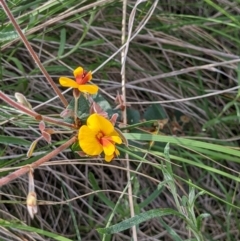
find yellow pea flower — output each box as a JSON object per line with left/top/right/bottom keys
{"left": 79, "top": 113, "right": 122, "bottom": 162}
{"left": 59, "top": 67, "right": 98, "bottom": 94}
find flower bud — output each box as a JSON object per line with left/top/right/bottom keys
{"left": 27, "top": 192, "right": 37, "bottom": 219}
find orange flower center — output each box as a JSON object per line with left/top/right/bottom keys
{"left": 96, "top": 131, "right": 104, "bottom": 142}
{"left": 76, "top": 71, "right": 88, "bottom": 85}
{"left": 96, "top": 131, "right": 113, "bottom": 146}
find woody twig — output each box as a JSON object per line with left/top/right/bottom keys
{"left": 0, "top": 136, "right": 77, "bottom": 187}
{"left": 0, "top": 0, "right": 68, "bottom": 108}
{"left": 0, "top": 91, "right": 75, "bottom": 129}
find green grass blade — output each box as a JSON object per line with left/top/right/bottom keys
{"left": 97, "top": 208, "right": 185, "bottom": 234}
{"left": 0, "top": 219, "right": 73, "bottom": 241}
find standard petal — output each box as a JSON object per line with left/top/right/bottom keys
{"left": 78, "top": 85, "right": 98, "bottom": 94}
{"left": 82, "top": 71, "right": 92, "bottom": 83}
{"left": 87, "top": 114, "right": 114, "bottom": 134}
{"left": 59, "top": 77, "right": 79, "bottom": 88}
{"left": 102, "top": 138, "right": 115, "bottom": 156}
{"left": 79, "top": 125, "right": 102, "bottom": 155}
{"left": 73, "top": 67, "right": 84, "bottom": 78}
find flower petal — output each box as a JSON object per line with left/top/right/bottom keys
{"left": 105, "top": 148, "right": 120, "bottom": 162}
{"left": 111, "top": 135, "right": 122, "bottom": 144}
{"left": 102, "top": 138, "right": 115, "bottom": 156}
{"left": 78, "top": 85, "right": 98, "bottom": 94}
{"left": 115, "top": 148, "right": 120, "bottom": 156}
{"left": 59, "top": 77, "right": 79, "bottom": 88}
{"left": 82, "top": 71, "right": 92, "bottom": 83}
{"left": 73, "top": 67, "right": 84, "bottom": 78}
{"left": 105, "top": 154, "right": 114, "bottom": 162}
{"left": 87, "top": 114, "right": 114, "bottom": 135}
{"left": 79, "top": 125, "right": 103, "bottom": 155}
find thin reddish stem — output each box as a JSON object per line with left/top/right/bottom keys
{"left": 0, "top": 91, "right": 75, "bottom": 129}
{"left": 0, "top": 0, "right": 68, "bottom": 107}
{"left": 0, "top": 136, "right": 77, "bottom": 187}
{"left": 42, "top": 116, "right": 76, "bottom": 129}
{"left": 0, "top": 91, "right": 40, "bottom": 118}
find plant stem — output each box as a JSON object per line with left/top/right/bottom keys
{"left": 0, "top": 0, "right": 68, "bottom": 107}
{"left": 121, "top": 0, "right": 138, "bottom": 240}
{"left": 0, "top": 91, "right": 40, "bottom": 119}
{"left": 0, "top": 136, "right": 77, "bottom": 187}
{"left": 0, "top": 91, "right": 75, "bottom": 129}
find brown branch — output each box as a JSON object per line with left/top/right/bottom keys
{"left": 0, "top": 136, "right": 77, "bottom": 187}
{"left": 0, "top": 0, "right": 68, "bottom": 108}
{"left": 41, "top": 116, "right": 76, "bottom": 129}
{"left": 0, "top": 91, "right": 75, "bottom": 129}
{"left": 0, "top": 91, "right": 40, "bottom": 119}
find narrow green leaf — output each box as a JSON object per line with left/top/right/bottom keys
{"left": 58, "top": 28, "right": 66, "bottom": 57}
{"left": 196, "top": 213, "right": 210, "bottom": 231}
{"left": 89, "top": 172, "right": 123, "bottom": 214}
{"left": 164, "top": 142, "right": 172, "bottom": 173}
{"left": 97, "top": 208, "right": 185, "bottom": 234}
{"left": 237, "top": 63, "right": 240, "bottom": 96}
{"left": 0, "top": 135, "right": 31, "bottom": 146}
{"left": 139, "top": 185, "right": 164, "bottom": 209}
{"left": 0, "top": 220, "right": 72, "bottom": 241}
{"left": 124, "top": 133, "right": 240, "bottom": 158}
{"left": 80, "top": 39, "right": 104, "bottom": 47}
{"left": 159, "top": 218, "right": 183, "bottom": 241}
{"left": 6, "top": 56, "right": 25, "bottom": 73}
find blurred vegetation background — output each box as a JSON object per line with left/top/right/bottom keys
{"left": 0, "top": 0, "right": 240, "bottom": 240}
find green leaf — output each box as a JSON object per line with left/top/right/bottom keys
{"left": 58, "top": 28, "right": 66, "bottom": 57}
{"left": 181, "top": 196, "right": 188, "bottom": 207}
{"left": 159, "top": 218, "right": 183, "bottom": 241}
{"left": 71, "top": 141, "right": 81, "bottom": 152}
{"left": 80, "top": 39, "right": 104, "bottom": 47}
{"left": 126, "top": 107, "right": 140, "bottom": 124}
{"left": 66, "top": 95, "right": 90, "bottom": 122}
{"left": 6, "top": 56, "right": 25, "bottom": 73}
{"left": 164, "top": 142, "right": 172, "bottom": 173}
{"left": 237, "top": 63, "right": 240, "bottom": 96}
{"left": 124, "top": 133, "right": 240, "bottom": 158}
{"left": 0, "top": 135, "right": 31, "bottom": 146}
{"left": 196, "top": 213, "right": 210, "bottom": 231}
{"left": 97, "top": 208, "right": 185, "bottom": 234}
{"left": 0, "top": 30, "right": 21, "bottom": 41}
{"left": 139, "top": 184, "right": 164, "bottom": 209}
{"left": 0, "top": 219, "right": 72, "bottom": 241}
{"left": 92, "top": 93, "right": 119, "bottom": 118}
{"left": 128, "top": 139, "right": 148, "bottom": 158}
{"left": 143, "top": 104, "right": 167, "bottom": 122}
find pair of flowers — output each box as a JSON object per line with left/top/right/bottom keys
{"left": 59, "top": 67, "right": 122, "bottom": 162}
